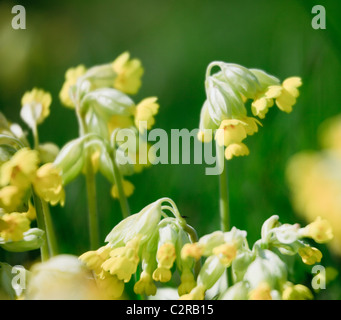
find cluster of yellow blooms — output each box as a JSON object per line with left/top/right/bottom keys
{"left": 79, "top": 198, "right": 197, "bottom": 299}
{"left": 179, "top": 214, "right": 333, "bottom": 300}
{"left": 286, "top": 114, "right": 341, "bottom": 255}
{"left": 57, "top": 52, "right": 159, "bottom": 198}
{"left": 0, "top": 88, "right": 64, "bottom": 247}
{"left": 198, "top": 62, "right": 302, "bottom": 160}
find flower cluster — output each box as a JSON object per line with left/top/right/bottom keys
{"left": 286, "top": 114, "right": 341, "bottom": 255}
{"left": 0, "top": 88, "right": 64, "bottom": 252}
{"left": 198, "top": 62, "right": 302, "bottom": 160}
{"left": 56, "top": 52, "right": 159, "bottom": 198}
{"left": 79, "top": 198, "right": 198, "bottom": 299}
{"left": 180, "top": 215, "right": 332, "bottom": 300}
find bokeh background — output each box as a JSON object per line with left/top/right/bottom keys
{"left": 0, "top": 0, "right": 340, "bottom": 298}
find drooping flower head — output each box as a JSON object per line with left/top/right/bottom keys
{"left": 198, "top": 61, "right": 302, "bottom": 160}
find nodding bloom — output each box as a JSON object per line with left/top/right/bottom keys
{"left": 112, "top": 52, "right": 144, "bottom": 95}
{"left": 180, "top": 228, "right": 244, "bottom": 300}
{"left": 21, "top": 88, "right": 52, "bottom": 128}
{"left": 80, "top": 198, "right": 197, "bottom": 298}
{"left": 300, "top": 217, "right": 333, "bottom": 244}
{"left": 33, "top": 163, "right": 65, "bottom": 207}
{"left": 134, "top": 97, "right": 159, "bottom": 133}
{"left": 298, "top": 246, "right": 322, "bottom": 265}
{"left": 282, "top": 282, "right": 313, "bottom": 300}
{"left": 0, "top": 148, "right": 39, "bottom": 189}
{"left": 0, "top": 212, "right": 30, "bottom": 242}
{"left": 198, "top": 61, "right": 301, "bottom": 160}
{"left": 59, "top": 65, "right": 87, "bottom": 108}
{"left": 0, "top": 186, "right": 25, "bottom": 213}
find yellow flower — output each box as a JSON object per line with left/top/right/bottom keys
{"left": 251, "top": 94, "right": 274, "bottom": 119}
{"left": 79, "top": 245, "right": 111, "bottom": 275}
{"left": 96, "top": 272, "right": 125, "bottom": 300}
{"left": 101, "top": 237, "right": 140, "bottom": 282}
{"left": 152, "top": 266, "right": 172, "bottom": 283}
{"left": 179, "top": 284, "right": 205, "bottom": 300}
{"left": 134, "top": 97, "right": 159, "bottom": 133}
{"left": 32, "top": 163, "right": 65, "bottom": 206}
{"left": 156, "top": 243, "right": 176, "bottom": 269}
{"left": 0, "top": 148, "right": 39, "bottom": 188}
{"left": 111, "top": 179, "right": 135, "bottom": 199}
{"left": 0, "top": 212, "right": 30, "bottom": 242}
{"left": 24, "top": 254, "right": 104, "bottom": 300}
{"left": 215, "top": 119, "right": 247, "bottom": 147}
{"left": 224, "top": 143, "right": 250, "bottom": 160}
{"left": 304, "top": 217, "right": 333, "bottom": 244}
{"left": 248, "top": 282, "right": 272, "bottom": 300}
{"left": 212, "top": 243, "right": 237, "bottom": 267}
{"left": 152, "top": 242, "right": 176, "bottom": 283}
{"left": 265, "top": 77, "right": 302, "bottom": 113}
{"left": 298, "top": 246, "right": 322, "bottom": 265}
{"left": 282, "top": 283, "right": 313, "bottom": 300}
{"left": 21, "top": 88, "right": 52, "bottom": 125}
{"left": 59, "top": 65, "right": 86, "bottom": 108}
{"left": 134, "top": 270, "right": 157, "bottom": 296}
{"left": 0, "top": 186, "right": 25, "bottom": 213}
{"left": 178, "top": 267, "right": 196, "bottom": 296}
{"left": 112, "top": 52, "right": 144, "bottom": 95}
{"left": 181, "top": 243, "right": 203, "bottom": 261}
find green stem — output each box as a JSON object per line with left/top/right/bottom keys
{"left": 112, "top": 147, "right": 130, "bottom": 219}
{"left": 76, "top": 108, "right": 100, "bottom": 250}
{"left": 217, "top": 143, "right": 230, "bottom": 232}
{"left": 216, "top": 142, "right": 234, "bottom": 287}
{"left": 41, "top": 200, "right": 58, "bottom": 256}
{"left": 85, "top": 156, "right": 100, "bottom": 250}
{"left": 32, "top": 192, "right": 49, "bottom": 261}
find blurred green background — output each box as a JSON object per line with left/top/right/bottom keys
{"left": 0, "top": 0, "right": 340, "bottom": 298}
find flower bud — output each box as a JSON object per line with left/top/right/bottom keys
{"left": 20, "top": 88, "right": 52, "bottom": 128}
{"left": 243, "top": 249, "right": 287, "bottom": 290}
{"left": 105, "top": 199, "right": 162, "bottom": 246}
{"left": 220, "top": 281, "right": 249, "bottom": 300}
{"left": 81, "top": 88, "right": 135, "bottom": 120}
{"left": 54, "top": 137, "right": 85, "bottom": 185}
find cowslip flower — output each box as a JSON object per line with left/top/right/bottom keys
{"left": 24, "top": 255, "right": 107, "bottom": 300}
{"left": 32, "top": 163, "right": 65, "bottom": 206}
{"left": 59, "top": 65, "right": 87, "bottom": 108}
{"left": 21, "top": 88, "right": 52, "bottom": 128}
{"left": 282, "top": 282, "right": 313, "bottom": 300}
{"left": 298, "top": 246, "right": 322, "bottom": 265}
{"left": 112, "top": 52, "right": 144, "bottom": 95}
{"left": 134, "top": 97, "right": 159, "bottom": 133}
{"left": 80, "top": 198, "right": 196, "bottom": 298}
{"left": 0, "top": 212, "right": 31, "bottom": 242}
{"left": 0, "top": 186, "right": 26, "bottom": 213}
{"left": 0, "top": 148, "right": 39, "bottom": 188}
{"left": 300, "top": 216, "right": 333, "bottom": 244}
{"left": 198, "top": 61, "right": 301, "bottom": 160}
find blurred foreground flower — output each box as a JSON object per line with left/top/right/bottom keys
{"left": 23, "top": 255, "right": 108, "bottom": 300}
{"left": 286, "top": 114, "right": 341, "bottom": 254}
